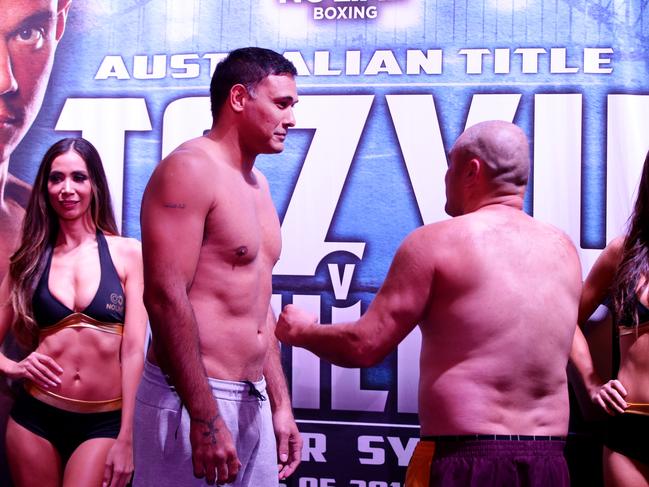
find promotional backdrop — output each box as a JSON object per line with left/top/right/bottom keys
{"left": 8, "top": 1, "right": 649, "bottom": 485}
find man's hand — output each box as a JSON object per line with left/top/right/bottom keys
{"left": 276, "top": 305, "right": 318, "bottom": 345}
{"left": 272, "top": 406, "right": 302, "bottom": 479}
{"left": 590, "top": 379, "right": 628, "bottom": 415}
{"left": 189, "top": 415, "right": 241, "bottom": 485}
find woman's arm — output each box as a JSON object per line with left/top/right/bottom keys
{"left": 578, "top": 237, "right": 624, "bottom": 326}
{"left": 0, "top": 276, "right": 62, "bottom": 388}
{"left": 103, "top": 238, "right": 148, "bottom": 487}
{"left": 570, "top": 237, "right": 627, "bottom": 414}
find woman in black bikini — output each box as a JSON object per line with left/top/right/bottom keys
{"left": 572, "top": 150, "right": 649, "bottom": 486}
{"left": 0, "top": 138, "right": 147, "bottom": 487}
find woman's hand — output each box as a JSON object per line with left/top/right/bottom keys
{"left": 5, "top": 352, "right": 63, "bottom": 388}
{"left": 103, "top": 437, "right": 134, "bottom": 487}
{"left": 590, "top": 379, "right": 628, "bottom": 415}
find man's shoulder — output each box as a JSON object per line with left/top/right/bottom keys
{"left": 529, "top": 216, "right": 579, "bottom": 250}
{"left": 399, "top": 219, "right": 458, "bottom": 258}
{"left": 413, "top": 213, "right": 490, "bottom": 241}
{"left": 159, "top": 137, "right": 218, "bottom": 172}
{"left": 146, "top": 137, "right": 223, "bottom": 194}
{"left": 428, "top": 209, "right": 577, "bottom": 254}
{"left": 405, "top": 219, "right": 446, "bottom": 239}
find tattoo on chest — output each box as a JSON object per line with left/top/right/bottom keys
{"left": 163, "top": 202, "right": 186, "bottom": 209}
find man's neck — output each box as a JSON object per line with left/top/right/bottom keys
{"left": 470, "top": 194, "right": 525, "bottom": 213}
{"left": 205, "top": 126, "right": 256, "bottom": 173}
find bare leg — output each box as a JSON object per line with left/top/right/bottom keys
{"left": 0, "top": 386, "right": 14, "bottom": 486}
{"left": 6, "top": 418, "right": 61, "bottom": 487}
{"left": 63, "top": 438, "right": 115, "bottom": 487}
{"left": 603, "top": 446, "right": 649, "bottom": 487}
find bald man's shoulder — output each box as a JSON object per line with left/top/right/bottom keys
{"left": 399, "top": 216, "right": 477, "bottom": 265}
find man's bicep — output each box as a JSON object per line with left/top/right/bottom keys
{"left": 141, "top": 171, "right": 209, "bottom": 289}
{"left": 368, "top": 234, "right": 433, "bottom": 336}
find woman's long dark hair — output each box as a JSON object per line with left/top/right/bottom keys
{"left": 612, "top": 150, "right": 649, "bottom": 327}
{"left": 9, "top": 138, "right": 118, "bottom": 349}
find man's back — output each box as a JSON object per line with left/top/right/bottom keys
{"left": 418, "top": 205, "right": 582, "bottom": 436}
{"left": 275, "top": 120, "right": 579, "bottom": 486}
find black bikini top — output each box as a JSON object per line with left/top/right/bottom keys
{"left": 32, "top": 232, "right": 126, "bottom": 330}
{"left": 617, "top": 296, "right": 649, "bottom": 336}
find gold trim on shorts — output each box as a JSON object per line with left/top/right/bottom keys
{"left": 25, "top": 382, "right": 122, "bottom": 413}
{"left": 38, "top": 313, "right": 123, "bottom": 341}
{"left": 618, "top": 320, "right": 649, "bottom": 337}
{"left": 625, "top": 402, "right": 649, "bottom": 417}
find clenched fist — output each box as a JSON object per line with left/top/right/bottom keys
{"left": 275, "top": 304, "right": 318, "bottom": 346}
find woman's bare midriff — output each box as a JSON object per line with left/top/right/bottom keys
{"left": 35, "top": 327, "right": 122, "bottom": 400}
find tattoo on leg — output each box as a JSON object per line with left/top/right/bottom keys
{"left": 164, "top": 202, "right": 186, "bottom": 209}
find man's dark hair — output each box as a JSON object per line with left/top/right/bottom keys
{"left": 210, "top": 47, "right": 297, "bottom": 120}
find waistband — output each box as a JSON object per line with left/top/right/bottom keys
{"left": 618, "top": 320, "right": 649, "bottom": 337}
{"left": 625, "top": 403, "right": 649, "bottom": 416}
{"left": 25, "top": 382, "right": 122, "bottom": 413}
{"left": 431, "top": 437, "right": 567, "bottom": 458}
{"left": 142, "top": 359, "right": 267, "bottom": 401}
{"left": 39, "top": 313, "right": 123, "bottom": 340}
{"left": 422, "top": 434, "right": 567, "bottom": 442}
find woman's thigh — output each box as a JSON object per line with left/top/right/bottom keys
{"left": 63, "top": 437, "right": 115, "bottom": 487}
{"left": 603, "top": 446, "right": 649, "bottom": 487}
{"left": 6, "top": 418, "right": 62, "bottom": 487}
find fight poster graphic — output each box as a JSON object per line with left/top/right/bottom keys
{"left": 4, "top": 0, "right": 649, "bottom": 484}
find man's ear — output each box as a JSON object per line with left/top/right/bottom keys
{"left": 229, "top": 84, "right": 248, "bottom": 113}
{"left": 465, "top": 157, "right": 481, "bottom": 184}
{"left": 56, "top": 1, "right": 72, "bottom": 41}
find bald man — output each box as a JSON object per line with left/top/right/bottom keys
{"left": 276, "top": 121, "right": 582, "bottom": 486}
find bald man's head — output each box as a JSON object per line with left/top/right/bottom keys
{"left": 451, "top": 120, "right": 530, "bottom": 188}
{"left": 445, "top": 121, "right": 530, "bottom": 216}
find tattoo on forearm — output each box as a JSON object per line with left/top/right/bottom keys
{"left": 193, "top": 415, "right": 220, "bottom": 444}
{"left": 164, "top": 202, "right": 186, "bottom": 209}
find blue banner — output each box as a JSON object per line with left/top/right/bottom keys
{"left": 4, "top": 1, "right": 649, "bottom": 484}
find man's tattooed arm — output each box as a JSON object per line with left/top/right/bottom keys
{"left": 192, "top": 414, "right": 221, "bottom": 444}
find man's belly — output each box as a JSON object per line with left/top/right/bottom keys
{"left": 149, "top": 319, "right": 270, "bottom": 382}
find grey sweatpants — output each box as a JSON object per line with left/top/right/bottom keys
{"left": 133, "top": 360, "right": 278, "bottom": 486}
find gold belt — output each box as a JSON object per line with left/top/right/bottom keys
{"left": 25, "top": 382, "right": 122, "bottom": 413}
{"left": 39, "top": 313, "right": 123, "bottom": 341}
